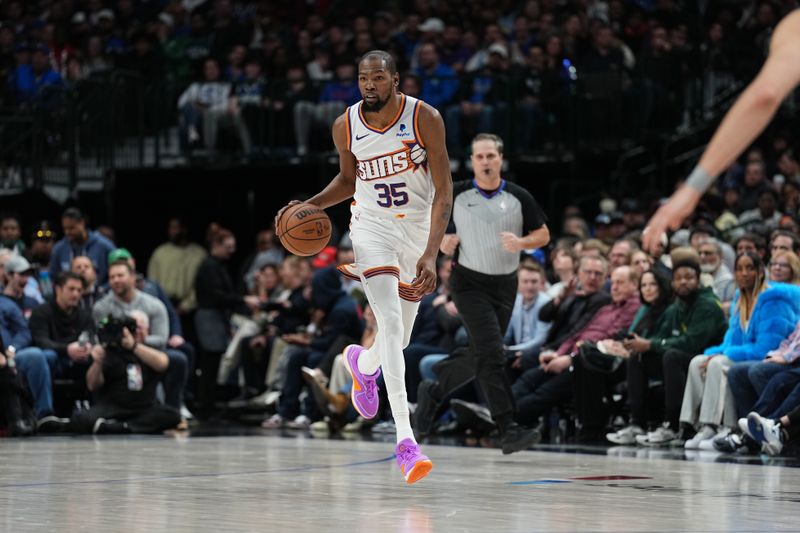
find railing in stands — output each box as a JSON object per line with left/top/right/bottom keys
{"left": 0, "top": 68, "right": 759, "bottom": 197}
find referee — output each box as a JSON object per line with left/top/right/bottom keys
{"left": 416, "top": 133, "right": 550, "bottom": 454}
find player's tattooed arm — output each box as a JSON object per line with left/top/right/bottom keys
{"left": 419, "top": 102, "right": 453, "bottom": 259}
{"left": 412, "top": 103, "right": 453, "bottom": 297}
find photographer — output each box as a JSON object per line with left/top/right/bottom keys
{"left": 69, "top": 310, "right": 180, "bottom": 434}
{"left": 94, "top": 261, "right": 188, "bottom": 413}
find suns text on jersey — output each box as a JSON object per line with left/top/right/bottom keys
{"left": 356, "top": 148, "right": 414, "bottom": 181}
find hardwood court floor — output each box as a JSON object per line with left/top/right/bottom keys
{"left": 2, "top": 432, "right": 800, "bottom": 532}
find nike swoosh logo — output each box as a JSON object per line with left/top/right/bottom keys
{"left": 355, "top": 133, "right": 370, "bottom": 141}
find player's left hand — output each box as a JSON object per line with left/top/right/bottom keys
{"left": 642, "top": 186, "right": 701, "bottom": 253}
{"left": 500, "top": 232, "right": 523, "bottom": 253}
{"left": 412, "top": 253, "right": 437, "bottom": 297}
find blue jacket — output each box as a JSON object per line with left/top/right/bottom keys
{"left": 0, "top": 295, "right": 31, "bottom": 351}
{"left": 9, "top": 64, "right": 63, "bottom": 104}
{"left": 50, "top": 230, "right": 116, "bottom": 284}
{"left": 704, "top": 283, "right": 800, "bottom": 362}
{"left": 414, "top": 63, "right": 459, "bottom": 111}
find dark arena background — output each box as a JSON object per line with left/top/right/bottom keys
{"left": 2, "top": 1, "right": 800, "bottom": 531}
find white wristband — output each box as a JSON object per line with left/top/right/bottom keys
{"left": 685, "top": 166, "right": 715, "bottom": 193}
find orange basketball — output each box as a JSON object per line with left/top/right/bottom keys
{"left": 277, "top": 203, "right": 332, "bottom": 256}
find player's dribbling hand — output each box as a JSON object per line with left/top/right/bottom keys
{"left": 642, "top": 186, "right": 701, "bottom": 253}
{"left": 274, "top": 200, "right": 302, "bottom": 232}
{"left": 412, "top": 253, "right": 437, "bottom": 297}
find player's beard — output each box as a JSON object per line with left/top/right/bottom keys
{"left": 361, "top": 93, "right": 390, "bottom": 113}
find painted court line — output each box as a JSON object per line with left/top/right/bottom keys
{"left": 0, "top": 455, "right": 396, "bottom": 490}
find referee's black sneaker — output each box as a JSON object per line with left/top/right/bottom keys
{"left": 501, "top": 422, "right": 542, "bottom": 454}
{"left": 415, "top": 380, "right": 442, "bottom": 437}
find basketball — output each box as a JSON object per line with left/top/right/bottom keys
{"left": 277, "top": 203, "right": 332, "bottom": 256}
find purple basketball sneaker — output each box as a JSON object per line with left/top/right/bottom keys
{"left": 395, "top": 438, "right": 433, "bottom": 485}
{"left": 343, "top": 344, "right": 380, "bottom": 419}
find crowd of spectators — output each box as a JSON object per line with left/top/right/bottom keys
{"left": 1, "top": 1, "right": 800, "bottom": 459}
{"left": 0, "top": 0, "right": 790, "bottom": 160}
{"left": 2, "top": 122, "right": 800, "bottom": 458}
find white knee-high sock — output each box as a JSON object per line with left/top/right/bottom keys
{"left": 358, "top": 274, "right": 415, "bottom": 443}
{"left": 400, "top": 299, "right": 421, "bottom": 348}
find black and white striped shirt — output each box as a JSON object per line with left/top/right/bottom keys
{"left": 451, "top": 179, "right": 547, "bottom": 275}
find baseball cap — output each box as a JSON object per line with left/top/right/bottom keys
{"left": 96, "top": 9, "right": 115, "bottom": 21}
{"left": 487, "top": 43, "right": 508, "bottom": 58}
{"left": 594, "top": 213, "right": 611, "bottom": 226}
{"left": 108, "top": 248, "right": 132, "bottom": 264}
{"left": 312, "top": 246, "right": 337, "bottom": 269}
{"left": 5, "top": 256, "right": 35, "bottom": 275}
{"left": 418, "top": 17, "right": 445, "bottom": 33}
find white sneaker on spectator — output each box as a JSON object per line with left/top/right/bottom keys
{"left": 635, "top": 424, "right": 677, "bottom": 446}
{"left": 712, "top": 431, "right": 744, "bottom": 453}
{"left": 286, "top": 415, "right": 311, "bottom": 429}
{"left": 249, "top": 390, "right": 280, "bottom": 408}
{"left": 188, "top": 126, "right": 200, "bottom": 144}
{"left": 261, "top": 414, "right": 285, "bottom": 429}
{"left": 342, "top": 417, "right": 365, "bottom": 433}
{"left": 747, "top": 412, "right": 784, "bottom": 456}
{"left": 606, "top": 425, "right": 645, "bottom": 445}
{"left": 738, "top": 417, "right": 752, "bottom": 439}
{"left": 310, "top": 419, "right": 330, "bottom": 432}
{"left": 697, "top": 427, "right": 728, "bottom": 450}
{"left": 684, "top": 425, "right": 716, "bottom": 449}
{"left": 180, "top": 405, "right": 194, "bottom": 421}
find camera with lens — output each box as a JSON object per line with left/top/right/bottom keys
{"left": 97, "top": 314, "right": 138, "bottom": 350}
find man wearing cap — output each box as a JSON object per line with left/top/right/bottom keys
{"left": 95, "top": 252, "right": 190, "bottom": 413}
{"left": 50, "top": 208, "right": 116, "bottom": 284}
{"left": 593, "top": 213, "right": 616, "bottom": 245}
{"left": 3, "top": 256, "right": 40, "bottom": 318}
{"left": 625, "top": 250, "right": 727, "bottom": 446}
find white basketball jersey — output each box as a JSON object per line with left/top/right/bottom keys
{"left": 346, "top": 94, "right": 433, "bottom": 221}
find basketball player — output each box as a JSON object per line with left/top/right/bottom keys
{"left": 643, "top": 10, "right": 800, "bottom": 253}
{"left": 276, "top": 51, "right": 452, "bottom": 485}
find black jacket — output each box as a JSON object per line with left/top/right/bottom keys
{"left": 539, "top": 290, "right": 611, "bottom": 351}
{"left": 195, "top": 256, "right": 245, "bottom": 315}
{"left": 29, "top": 299, "right": 94, "bottom": 359}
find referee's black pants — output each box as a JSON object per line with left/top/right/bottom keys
{"left": 433, "top": 264, "right": 517, "bottom": 426}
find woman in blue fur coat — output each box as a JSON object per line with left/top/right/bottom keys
{"left": 680, "top": 251, "right": 800, "bottom": 449}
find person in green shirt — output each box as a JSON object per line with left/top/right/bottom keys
{"left": 616, "top": 255, "right": 727, "bottom": 446}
